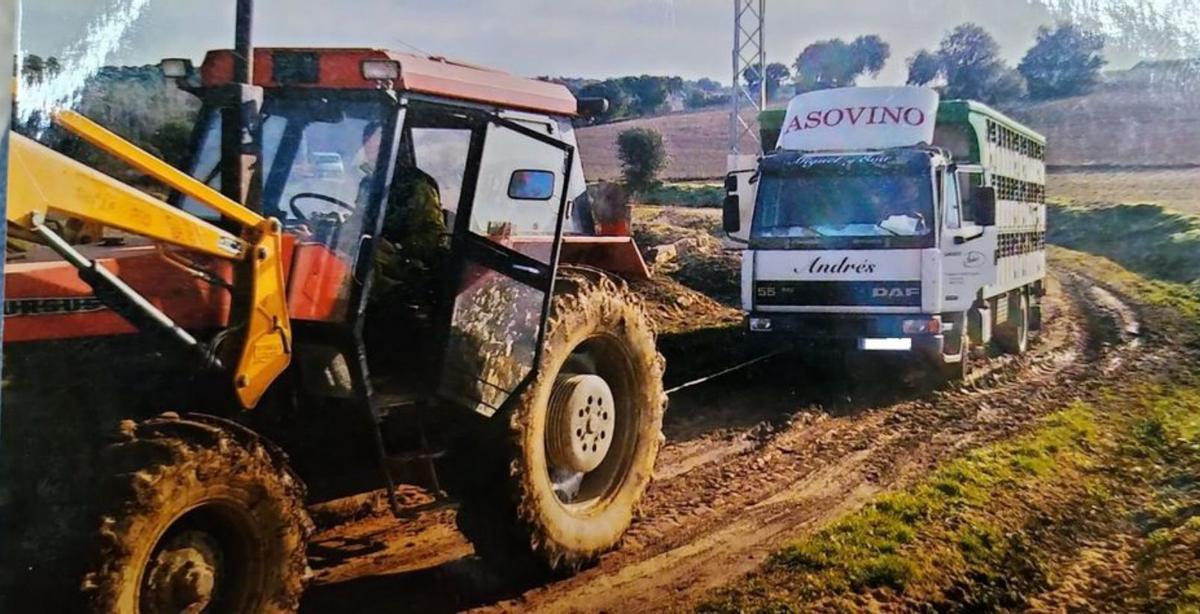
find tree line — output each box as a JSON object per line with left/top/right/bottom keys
{"left": 15, "top": 56, "right": 200, "bottom": 182}
{"left": 752, "top": 22, "right": 1107, "bottom": 105}
{"left": 567, "top": 20, "right": 1108, "bottom": 131}
{"left": 544, "top": 75, "right": 730, "bottom": 124}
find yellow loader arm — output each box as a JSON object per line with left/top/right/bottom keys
{"left": 6, "top": 111, "right": 291, "bottom": 408}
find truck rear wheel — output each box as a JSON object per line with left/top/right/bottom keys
{"left": 996, "top": 292, "right": 1030, "bottom": 355}
{"left": 81, "top": 414, "right": 312, "bottom": 614}
{"left": 481, "top": 267, "right": 666, "bottom": 571}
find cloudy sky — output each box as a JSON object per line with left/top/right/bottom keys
{"left": 18, "top": 0, "right": 1200, "bottom": 85}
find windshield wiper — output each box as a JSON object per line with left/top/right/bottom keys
{"left": 874, "top": 224, "right": 901, "bottom": 237}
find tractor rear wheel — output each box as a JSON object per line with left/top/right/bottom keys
{"left": 81, "top": 414, "right": 312, "bottom": 614}
{"left": 489, "top": 267, "right": 666, "bottom": 571}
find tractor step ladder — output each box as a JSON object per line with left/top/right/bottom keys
{"left": 369, "top": 389, "right": 453, "bottom": 519}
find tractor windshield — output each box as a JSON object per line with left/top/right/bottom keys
{"left": 180, "top": 97, "right": 394, "bottom": 256}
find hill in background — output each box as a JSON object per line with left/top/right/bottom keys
{"left": 577, "top": 62, "right": 1200, "bottom": 182}
{"left": 1007, "top": 60, "right": 1200, "bottom": 169}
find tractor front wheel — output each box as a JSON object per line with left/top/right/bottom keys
{"left": 81, "top": 414, "right": 312, "bottom": 614}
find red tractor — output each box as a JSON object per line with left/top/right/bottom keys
{"left": 2, "top": 47, "right": 663, "bottom": 612}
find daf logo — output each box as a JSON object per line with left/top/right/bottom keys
{"left": 872, "top": 287, "right": 920, "bottom": 298}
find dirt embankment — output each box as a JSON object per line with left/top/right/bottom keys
{"left": 630, "top": 206, "right": 740, "bottom": 317}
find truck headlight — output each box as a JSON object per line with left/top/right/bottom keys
{"left": 902, "top": 316, "right": 942, "bottom": 335}
{"left": 749, "top": 317, "right": 773, "bottom": 331}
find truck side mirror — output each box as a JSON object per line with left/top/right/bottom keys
{"left": 723, "top": 172, "right": 742, "bottom": 233}
{"left": 974, "top": 186, "right": 997, "bottom": 226}
{"left": 723, "top": 194, "right": 741, "bottom": 233}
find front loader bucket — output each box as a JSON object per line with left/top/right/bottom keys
{"left": 558, "top": 236, "right": 650, "bottom": 281}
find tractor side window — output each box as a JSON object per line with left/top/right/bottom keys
{"left": 470, "top": 122, "right": 564, "bottom": 246}
{"left": 179, "top": 110, "right": 222, "bottom": 221}
{"left": 411, "top": 127, "right": 472, "bottom": 219}
{"left": 437, "top": 121, "right": 569, "bottom": 414}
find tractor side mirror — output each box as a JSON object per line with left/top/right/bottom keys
{"left": 723, "top": 194, "right": 741, "bottom": 234}
{"left": 973, "top": 186, "right": 997, "bottom": 226}
{"left": 508, "top": 170, "right": 556, "bottom": 200}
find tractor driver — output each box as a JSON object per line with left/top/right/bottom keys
{"left": 349, "top": 121, "right": 446, "bottom": 306}
{"left": 358, "top": 121, "right": 448, "bottom": 369}
{"left": 355, "top": 121, "right": 385, "bottom": 208}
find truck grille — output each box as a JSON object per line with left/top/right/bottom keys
{"left": 755, "top": 281, "right": 921, "bottom": 307}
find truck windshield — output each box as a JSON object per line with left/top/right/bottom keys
{"left": 753, "top": 171, "right": 934, "bottom": 243}
{"left": 179, "top": 97, "right": 394, "bottom": 254}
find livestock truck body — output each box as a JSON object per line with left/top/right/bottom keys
{"left": 724, "top": 86, "right": 1047, "bottom": 378}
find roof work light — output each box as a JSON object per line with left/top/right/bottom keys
{"left": 362, "top": 59, "right": 400, "bottom": 81}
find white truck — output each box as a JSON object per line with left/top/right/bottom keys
{"left": 724, "top": 86, "right": 1047, "bottom": 380}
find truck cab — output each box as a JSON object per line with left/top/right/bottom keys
{"left": 725, "top": 86, "right": 1046, "bottom": 380}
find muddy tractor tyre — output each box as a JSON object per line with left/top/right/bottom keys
{"left": 494, "top": 267, "right": 666, "bottom": 571}
{"left": 81, "top": 414, "right": 313, "bottom": 614}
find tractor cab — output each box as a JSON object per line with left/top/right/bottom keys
{"left": 173, "top": 47, "right": 623, "bottom": 498}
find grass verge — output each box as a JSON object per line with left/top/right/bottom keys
{"left": 1049, "top": 201, "right": 1200, "bottom": 291}
{"left": 638, "top": 182, "right": 724, "bottom": 208}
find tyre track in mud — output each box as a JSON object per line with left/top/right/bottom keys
{"left": 301, "top": 267, "right": 1141, "bottom": 613}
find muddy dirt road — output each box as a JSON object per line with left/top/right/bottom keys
{"left": 300, "top": 263, "right": 1145, "bottom": 613}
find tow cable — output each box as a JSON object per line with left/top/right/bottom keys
{"left": 664, "top": 348, "right": 792, "bottom": 396}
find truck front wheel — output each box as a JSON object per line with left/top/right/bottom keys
{"left": 81, "top": 414, "right": 312, "bottom": 614}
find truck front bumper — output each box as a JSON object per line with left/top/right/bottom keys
{"left": 746, "top": 312, "right": 945, "bottom": 356}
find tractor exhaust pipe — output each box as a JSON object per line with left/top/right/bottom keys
{"left": 234, "top": 0, "right": 254, "bottom": 84}
{"left": 220, "top": 0, "right": 262, "bottom": 211}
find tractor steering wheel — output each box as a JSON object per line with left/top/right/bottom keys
{"left": 288, "top": 192, "right": 355, "bottom": 223}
